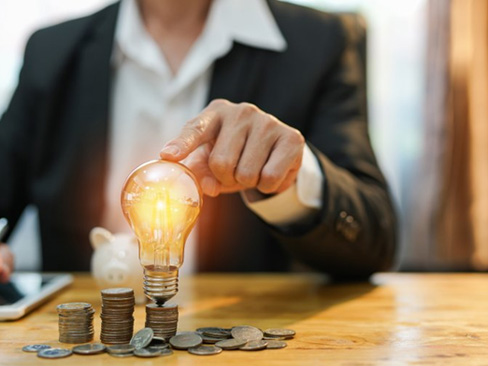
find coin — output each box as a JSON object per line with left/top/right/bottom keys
{"left": 57, "top": 302, "right": 95, "bottom": 344}
{"left": 215, "top": 338, "right": 247, "bottom": 350}
{"left": 201, "top": 335, "right": 225, "bottom": 344}
{"left": 202, "top": 330, "right": 231, "bottom": 338}
{"left": 239, "top": 340, "right": 268, "bottom": 351}
{"left": 264, "top": 328, "right": 296, "bottom": 338}
{"left": 22, "top": 344, "right": 51, "bottom": 353}
{"left": 188, "top": 345, "right": 223, "bottom": 356}
{"left": 169, "top": 332, "right": 203, "bottom": 350}
{"left": 266, "top": 340, "right": 287, "bottom": 349}
{"left": 159, "top": 348, "right": 174, "bottom": 356}
{"left": 134, "top": 348, "right": 162, "bottom": 357}
{"left": 109, "top": 352, "right": 133, "bottom": 358}
{"left": 145, "top": 303, "right": 178, "bottom": 340}
{"left": 231, "top": 325, "right": 263, "bottom": 341}
{"left": 101, "top": 288, "right": 134, "bottom": 296}
{"left": 130, "top": 328, "right": 154, "bottom": 350}
{"left": 37, "top": 348, "right": 73, "bottom": 359}
{"left": 106, "top": 344, "right": 135, "bottom": 354}
{"left": 72, "top": 343, "right": 106, "bottom": 355}
{"left": 100, "top": 289, "right": 135, "bottom": 344}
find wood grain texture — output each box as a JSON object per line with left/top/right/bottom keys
{"left": 1, "top": 273, "right": 488, "bottom": 365}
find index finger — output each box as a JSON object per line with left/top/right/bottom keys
{"left": 160, "top": 107, "right": 222, "bottom": 161}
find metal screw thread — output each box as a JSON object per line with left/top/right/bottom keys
{"left": 143, "top": 269, "right": 178, "bottom": 305}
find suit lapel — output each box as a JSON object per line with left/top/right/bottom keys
{"left": 69, "top": 3, "right": 119, "bottom": 229}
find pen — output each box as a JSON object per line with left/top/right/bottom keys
{"left": 0, "top": 218, "right": 8, "bottom": 242}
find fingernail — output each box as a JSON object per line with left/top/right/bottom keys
{"left": 161, "top": 145, "right": 180, "bottom": 157}
{"left": 202, "top": 177, "right": 218, "bottom": 197}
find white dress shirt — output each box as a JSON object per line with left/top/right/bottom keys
{"left": 102, "top": 0, "right": 324, "bottom": 274}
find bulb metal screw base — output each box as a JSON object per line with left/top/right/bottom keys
{"left": 143, "top": 268, "right": 178, "bottom": 305}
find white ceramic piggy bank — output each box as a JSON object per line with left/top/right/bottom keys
{"left": 90, "top": 227, "right": 146, "bottom": 304}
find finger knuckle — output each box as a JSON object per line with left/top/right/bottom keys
{"left": 286, "top": 128, "right": 305, "bottom": 145}
{"left": 209, "top": 98, "right": 230, "bottom": 108}
{"left": 259, "top": 169, "right": 282, "bottom": 191}
{"left": 209, "top": 154, "right": 234, "bottom": 175}
{"left": 235, "top": 168, "right": 258, "bottom": 187}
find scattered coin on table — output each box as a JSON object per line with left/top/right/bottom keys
{"left": 231, "top": 325, "right": 264, "bottom": 341}
{"left": 106, "top": 344, "right": 135, "bottom": 355}
{"left": 37, "top": 348, "right": 73, "bottom": 359}
{"left": 188, "top": 345, "right": 223, "bottom": 356}
{"left": 134, "top": 348, "right": 162, "bottom": 357}
{"left": 266, "top": 340, "right": 287, "bottom": 349}
{"left": 215, "top": 338, "right": 248, "bottom": 350}
{"left": 22, "top": 344, "right": 51, "bottom": 353}
{"left": 72, "top": 343, "right": 106, "bottom": 355}
{"left": 240, "top": 340, "right": 269, "bottom": 351}
{"left": 170, "top": 332, "right": 203, "bottom": 349}
{"left": 264, "top": 328, "right": 296, "bottom": 339}
{"left": 130, "top": 327, "right": 154, "bottom": 350}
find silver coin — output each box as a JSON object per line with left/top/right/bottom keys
{"left": 231, "top": 326, "right": 263, "bottom": 341}
{"left": 57, "top": 303, "right": 92, "bottom": 312}
{"left": 130, "top": 327, "right": 154, "bottom": 350}
{"left": 169, "top": 332, "right": 203, "bottom": 350}
{"left": 109, "top": 352, "right": 133, "bottom": 358}
{"left": 134, "top": 348, "right": 162, "bottom": 357}
{"left": 101, "top": 288, "right": 134, "bottom": 296}
{"left": 22, "top": 344, "right": 51, "bottom": 353}
{"left": 188, "top": 345, "right": 222, "bottom": 356}
{"left": 215, "top": 338, "right": 247, "bottom": 350}
{"left": 159, "top": 348, "right": 174, "bottom": 356}
{"left": 197, "top": 327, "right": 228, "bottom": 333}
{"left": 263, "top": 336, "right": 288, "bottom": 341}
{"left": 239, "top": 340, "right": 268, "bottom": 351}
{"left": 72, "top": 343, "right": 106, "bottom": 355}
{"left": 201, "top": 335, "right": 225, "bottom": 344}
{"left": 37, "top": 348, "right": 73, "bottom": 359}
{"left": 264, "top": 328, "right": 296, "bottom": 338}
{"left": 106, "top": 344, "right": 135, "bottom": 354}
{"left": 266, "top": 340, "right": 287, "bottom": 349}
{"left": 202, "top": 330, "right": 231, "bottom": 338}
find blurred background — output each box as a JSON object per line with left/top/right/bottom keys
{"left": 2, "top": 0, "right": 485, "bottom": 272}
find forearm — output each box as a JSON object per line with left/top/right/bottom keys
{"left": 272, "top": 148, "right": 396, "bottom": 279}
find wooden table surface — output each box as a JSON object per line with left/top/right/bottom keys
{"left": 1, "top": 273, "right": 488, "bottom": 365}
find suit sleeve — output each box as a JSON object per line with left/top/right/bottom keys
{"left": 0, "top": 33, "right": 39, "bottom": 239}
{"left": 271, "top": 20, "right": 397, "bottom": 279}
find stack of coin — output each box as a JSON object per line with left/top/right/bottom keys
{"left": 57, "top": 302, "right": 95, "bottom": 344}
{"left": 100, "top": 288, "right": 135, "bottom": 344}
{"left": 145, "top": 303, "right": 178, "bottom": 340}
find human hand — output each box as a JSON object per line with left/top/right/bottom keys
{"left": 160, "top": 99, "right": 305, "bottom": 197}
{"left": 0, "top": 244, "right": 14, "bottom": 283}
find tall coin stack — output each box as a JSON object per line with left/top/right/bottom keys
{"left": 100, "top": 288, "right": 135, "bottom": 344}
{"left": 145, "top": 303, "right": 178, "bottom": 340}
{"left": 57, "top": 302, "right": 95, "bottom": 343}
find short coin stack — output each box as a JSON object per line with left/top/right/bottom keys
{"left": 145, "top": 303, "right": 178, "bottom": 340}
{"left": 100, "top": 288, "right": 135, "bottom": 344}
{"left": 57, "top": 303, "right": 94, "bottom": 344}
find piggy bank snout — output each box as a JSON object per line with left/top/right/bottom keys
{"left": 102, "top": 262, "right": 130, "bottom": 284}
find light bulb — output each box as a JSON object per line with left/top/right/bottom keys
{"left": 121, "top": 160, "right": 202, "bottom": 304}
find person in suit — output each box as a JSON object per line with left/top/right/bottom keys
{"left": 0, "top": 0, "right": 396, "bottom": 282}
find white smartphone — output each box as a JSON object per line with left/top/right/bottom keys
{"left": 0, "top": 272, "right": 73, "bottom": 320}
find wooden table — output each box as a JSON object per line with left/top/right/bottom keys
{"left": 1, "top": 273, "right": 488, "bottom": 365}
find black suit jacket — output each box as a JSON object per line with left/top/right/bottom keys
{"left": 0, "top": 1, "right": 396, "bottom": 278}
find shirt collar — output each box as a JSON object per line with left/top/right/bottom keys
{"left": 113, "top": 0, "right": 287, "bottom": 70}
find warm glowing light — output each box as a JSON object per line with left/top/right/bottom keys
{"left": 121, "top": 160, "right": 202, "bottom": 303}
